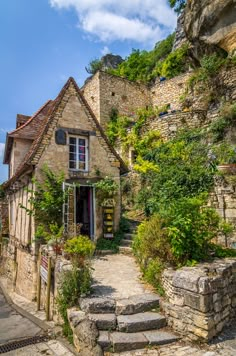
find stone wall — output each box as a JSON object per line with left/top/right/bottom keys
{"left": 10, "top": 138, "right": 32, "bottom": 177}
{"left": 14, "top": 247, "right": 37, "bottom": 300}
{"left": 82, "top": 71, "right": 151, "bottom": 128}
{"left": 150, "top": 73, "right": 191, "bottom": 111}
{"left": 142, "top": 110, "right": 207, "bottom": 140}
{"left": 162, "top": 259, "right": 236, "bottom": 342}
{"left": 209, "top": 177, "right": 236, "bottom": 248}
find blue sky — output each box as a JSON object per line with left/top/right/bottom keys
{"left": 0, "top": 0, "right": 176, "bottom": 183}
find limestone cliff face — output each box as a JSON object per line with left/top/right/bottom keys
{"left": 184, "top": 0, "right": 236, "bottom": 55}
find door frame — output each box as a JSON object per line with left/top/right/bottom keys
{"left": 63, "top": 182, "right": 96, "bottom": 240}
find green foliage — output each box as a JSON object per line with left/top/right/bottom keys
{"left": 95, "top": 176, "right": 119, "bottom": 201}
{"left": 35, "top": 223, "right": 64, "bottom": 247}
{"left": 96, "top": 217, "right": 129, "bottom": 252}
{"left": 156, "top": 44, "right": 189, "bottom": 78}
{"left": 188, "top": 54, "right": 226, "bottom": 90}
{"left": 21, "top": 165, "right": 65, "bottom": 228}
{"left": 86, "top": 58, "right": 103, "bottom": 74}
{"left": 64, "top": 235, "right": 95, "bottom": 266}
{"left": 168, "top": 0, "right": 186, "bottom": 13}
{"left": 109, "top": 34, "right": 175, "bottom": 83}
{"left": 210, "top": 103, "right": 236, "bottom": 142}
{"left": 56, "top": 265, "right": 92, "bottom": 342}
{"left": 138, "top": 129, "right": 215, "bottom": 215}
{"left": 106, "top": 109, "right": 132, "bottom": 146}
{"left": 213, "top": 142, "right": 236, "bottom": 165}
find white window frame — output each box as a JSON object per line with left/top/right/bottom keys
{"left": 69, "top": 135, "right": 89, "bottom": 172}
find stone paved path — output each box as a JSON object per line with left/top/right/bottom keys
{"left": 3, "top": 339, "right": 75, "bottom": 355}
{"left": 92, "top": 254, "right": 151, "bottom": 299}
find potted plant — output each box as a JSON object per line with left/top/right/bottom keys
{"left": 214, "top": 143, "right": 236, "bottom": 173}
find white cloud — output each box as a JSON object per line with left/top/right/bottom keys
{"left": 49, "top": 0, "right": 176, "bottom": 45}
{"left": 101, "top": 46, "right": 110, "bottom": 56}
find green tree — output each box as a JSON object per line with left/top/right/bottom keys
{"left": 168, "top": 0, "right": 186, "bottom": 13}
{"left": 85, "top": 58, "right": 103, "bottom": 74}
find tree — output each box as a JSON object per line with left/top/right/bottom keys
{"left": 168, "top": 0, "right": 186, "bottom": 13}
{"left": 85, "top": 58, "right": 102, "bottom": 75}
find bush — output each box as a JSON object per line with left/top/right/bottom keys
{"left": 133, "top": 215, "right": 173, "bottom": 264}
{"left": 157, "top": 44, "right": 189, "bottom": 78}
{"left": 64, "top": 235, "right": 95, "bottom": 266}
{"left": 56, "top": 265, "right": 92, "bottom": 342}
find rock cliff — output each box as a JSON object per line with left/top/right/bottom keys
{"left": 184, "top": 0, "right": 236, "bottom": 56}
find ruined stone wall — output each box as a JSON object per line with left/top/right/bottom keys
{"left": 82, "top": 71, "right": 151, "bottom": 128}
{"left": 99, "top": 72, "right": 151, "bottom": 128}
{"left": 150, "top": 73, "right": 191, "bottom": 111}
{"left": 81, "top": 73, "right": 100, "bottom": 122}
{"left": 162, "top": 259, "right": 236, "bottom": 342}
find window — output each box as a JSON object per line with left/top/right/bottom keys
{"left": 69, "top": 136, "right": 88, "bottom": 171}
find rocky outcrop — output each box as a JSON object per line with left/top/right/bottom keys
{"left": 173, "top": 11, "right": 188, "bottom": 50}
{"left": 184, "top": 0, "right": 236, "bottom": 56}
{"left": 101, "top": 54, "right": 123, "bottom": 71}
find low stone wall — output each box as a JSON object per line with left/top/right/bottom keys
{"left": 142, "top": 109, "right": 207, "bottom": 140}
{"left": 162, "top": 259, "right": 236, "bottom": 342}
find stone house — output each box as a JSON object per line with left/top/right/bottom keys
{"left": 1, "top": 77, "right": 127, "bottom": 299}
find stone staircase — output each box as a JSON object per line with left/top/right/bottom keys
{"left": 119, "top": 219, "right": 139, "bottom": 255}
{"left": 78, "top": 293, "right": 179, "bottom": 353}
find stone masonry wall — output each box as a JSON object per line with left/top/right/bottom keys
{"left": 150, "top": 72, "right": 191, "bottom": 111}
{"left": 162, "top": 259, "right": 236, "bottom": 342}
{"left": 81, "top": 73, "right": 100, "bottom": 123}
{"left": 82, "top": 71, "right": 151, "bottom": 128}
{"left": 141, "top": 110, "right": 207, "bottom": 140}
{"left": 209, "top": 177, "right": 236, "bottom": 248}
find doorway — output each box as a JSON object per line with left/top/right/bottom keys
{"left": 75, "top": 186, "right": 94, "bottom": 238}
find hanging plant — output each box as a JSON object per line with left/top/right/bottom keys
{"left": 95, "top": 177, "right": 119, "bottom": 203}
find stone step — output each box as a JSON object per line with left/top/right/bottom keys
{"left": 120, "top": 239, "right": 132, "bottom": 247}
{"left": 123, "top": 233, "right": 134, "bottom": 240}
{"left": 119, "top": 246, "right": 133, "bottom": 255}
{"left": 79, "top": 297, "right": 116, "bottom": 314}
{"left": 143, "top": 330, "right": 180, "bottom": 346}
{"left": 116, "top": 294, "right": 160, "bottom": 315}
{"left": 117, "top": 312, "right": 166, "bottom": 332}
{"left": 98, "top": 330, "right": 180, "bottom": 352}
{"left": 88, "top": 313, "right": 116, "bottom": 330}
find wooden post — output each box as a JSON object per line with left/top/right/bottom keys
{"left": 46, "top": 256, "right": 52, "bottom": 321}
{"left": 37, "top": 247, "right": 42, "bottom": 311}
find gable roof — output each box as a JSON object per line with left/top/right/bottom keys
{"left": 4, "top": 100, "right": 53, "bottom": 164}
{"left": 3, "top": 77, "right": 128, "bottom": 189}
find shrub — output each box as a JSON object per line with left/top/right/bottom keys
{"left": 57, "top": 265, "right": 92, "bottom": 342}
{"left": 158, "top": 44, "right": 189, "bottom": 78}
{"left": 64, "top": 235, "right": 95, "bottom": 266}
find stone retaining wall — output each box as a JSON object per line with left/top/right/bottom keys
{"left": 162, "top": 259, "right": 236, "bottom": 342}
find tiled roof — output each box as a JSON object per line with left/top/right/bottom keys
{"left": 3, "top": 77, "right": 128, "bottom": 189}
{"left": 3, "top": 100, "right": 53, "bottom": 164}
